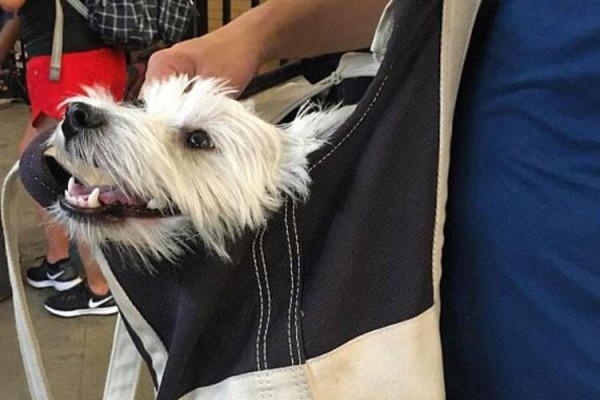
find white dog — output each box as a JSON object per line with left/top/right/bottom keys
{"left": 48, "top": 75, "right": 354, "bottom": 262}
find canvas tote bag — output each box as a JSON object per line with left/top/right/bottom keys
{"left": 4, "top": 0, "right": 481, "bottom": 398}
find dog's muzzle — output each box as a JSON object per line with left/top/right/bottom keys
{"left": 19, "top": 127, "right": 178, "bottom": 223}
{"left": 53, "top": 103, "right": 181, "bottom": 221}
{"left": 62, "top": 102, "right": 106, "bottom": 144}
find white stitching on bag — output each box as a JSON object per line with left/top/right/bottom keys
{"left": 283, "top": 200, "right": 296, "bottom": 364}
{"left": 252, "top": 230, "right": 265, "bottom": 370}
{"left": 291, "top": 202, "right": 303, "bottom": 363}
{"left": 309, "top": 68, "right": 392, "bottom": 172}
{"left": 259, "top": 227, "right": 271, "bottom": 369}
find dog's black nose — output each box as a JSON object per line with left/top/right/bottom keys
{"left": 63, "top": 102, "right": 106, "bottom": 142}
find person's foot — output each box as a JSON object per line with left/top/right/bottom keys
{"left": 26, "top": 258, "right": 82, "bottom": 292}
{"left": 44, "top": 282, "right": 118, "bottom": 317}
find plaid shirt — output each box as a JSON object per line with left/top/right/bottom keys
{"left": 68, "top": 0, "right": 195, "bottom": 48}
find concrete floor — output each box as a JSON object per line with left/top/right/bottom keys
{"left": 0, "top": 102, "right": 153, "bottom": 399}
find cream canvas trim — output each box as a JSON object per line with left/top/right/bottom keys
{"left": 95, "top": 252, "right": 169, "bottom": 388}
{"left": 433, "top": 0, "right": 482, "bottom": 307}
{"left": 247, "top": 52, "right": 380, "bottom": 124}
{"left": 180, "top": 364, "right": 311, "bottom": 400}
{"left": 305, "top": 306, "right": 443, "bottom": 400}
{"left": 370, "top": 1, "right": 395, "bottom": 62}
{"left": 103, "top": 314, "right": 143, "bottom": 400}
{"left": 180, "top": 307, "right": 440, "bottom": 400}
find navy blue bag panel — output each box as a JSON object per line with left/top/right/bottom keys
{"left": 99, "top": 1, "right": 444, "bottom": 398}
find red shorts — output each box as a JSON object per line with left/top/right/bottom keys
{"left": 26, "top": 48, "right": 127, "bottom": 126}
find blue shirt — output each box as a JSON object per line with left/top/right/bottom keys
{"left": 442, "top": 1, "right": 600, "bottom": 399}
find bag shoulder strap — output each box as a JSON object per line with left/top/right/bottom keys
{"left": 2, "top": 162, "right": 53, "bottom": 400}
{"left": 50, "top": 0, "right": 89, "bottom": 81}
{"left": 63, "top": 0, "right": 89, "bottom": 19}
{"left": 3, "top": 162, "right": 141, "bottom": 400}
{"left": 50, "top": 0, "right": 64, "bottom": 81}
{"left": 103, "top": 315, "right": 143, "bottom": 400}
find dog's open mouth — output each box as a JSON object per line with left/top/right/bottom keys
{"left": 19, "top": 129, "right": 178, "bottom": 222}
{"left": 59, "top": 176, "right": 176, "bottom": 220}
{"left": 48, "top": 156, "right": 179, "bottom": 221}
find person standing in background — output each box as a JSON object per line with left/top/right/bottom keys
{"left": 1, "top": 0, "right": 127, "bottom": 317}
{"left": 0, "top": 11, "right": 19, "bottom": 66}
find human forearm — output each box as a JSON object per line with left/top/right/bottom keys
{"left": 0, "top": 0, "right": 24, "bottom": 12}
{"left": 222, "top": 0, "right": 389, "bottom": 65}
{"left": 145, "top": 0, "right": 389, "bottom": 93}
{"left": 0, "top": 16, "right": 20, "bottom": 64}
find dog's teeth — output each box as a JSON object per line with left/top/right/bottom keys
{"left": 64, "top": 191, "right": 76, "bottom": 206}
{"left": 88, "top": 188, "right": 101, "bottom": 208}
{"left": 68, "top": 177, "right": 75, "bottom": 194}
{"left": 77, "top": 197, "right": 87, "bottom": 208}
{"left": 146, "top": 198, "right": 162, "bottom": 209}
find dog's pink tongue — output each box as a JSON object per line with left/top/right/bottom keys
{"left": 70, "top": 183, "right": 112, "bottom": 196}
{"left": 70, "top": 181, "right": 145, "bottom": 206}
{"left": 99, "top": 189, "right": 144, "bottom": 206}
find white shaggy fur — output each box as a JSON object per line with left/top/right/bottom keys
{"left": 48, "top": 75, "right": 354, "bottom": 261}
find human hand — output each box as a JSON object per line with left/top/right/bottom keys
{"left": 144, "top": 28, "right": 263, "bottom": 97}
{"left": 144, "top": 0, "right": 387, "bottom": 97}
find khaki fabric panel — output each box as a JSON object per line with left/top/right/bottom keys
{"left": 95, "top": 253, "right": 169, "bottom": 388}
{"left": 305, "top": 307, "right": 444, "bottom": 400}
{"left": 180, "top": 365, "right": 311, "bottom": 399}
{"left": 180, "top": 308, "right": 441, "bottom": 399}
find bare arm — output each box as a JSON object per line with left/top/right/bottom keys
{"left": 226, "top": 0, "right": 389, "bottom": 63}
{"left": 0, "top": 0, "right": 24, "bottom": 12}
{"left": 0, "top": 15, "right": 20, "bottom": 65}
{"left": 146, "top": 0, "right": 388, "bottom": 94}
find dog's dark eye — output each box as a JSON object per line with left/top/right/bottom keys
{"left": 186, "top": 129, "right": 214, "bottom": 150}
{"left": 130, "top": 99, "right": 145, "bottom": 109}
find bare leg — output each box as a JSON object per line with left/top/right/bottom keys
{"left": 0, "top": 16, "right": 20, "bottom": 66}
{"left": 77, "top": 242, "right": 110, "bottom": 296}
